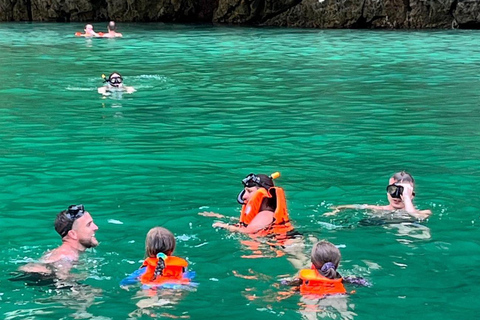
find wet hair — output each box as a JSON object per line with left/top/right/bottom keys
{"left": 54, "top": 205, "right": 85, "bottom": 238}
{"left": 54, "top": 209, "right": 71, "bottom": 238}
{"left": 145, "top": 227, "right": 176, "bottom": 258}
{"left": 256, "top": 174, "right": 274, "bottom": 189}
{"left": 108, "top": 21, "right": 116, "bottom": 31}
{"left": 391, "top": 171, "right": 415, "bottom": 185}
{"left": 311, "top": 240, "right": 342, "bottom": 279}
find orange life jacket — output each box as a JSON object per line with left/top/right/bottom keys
{"left": 140, "top": 256, "right": 190, "bottom": 285}
{"left": 239, "top": 187, "right": 294, "bottom": 236}
{"left": 299, "top": 268, "right": 347, "bottom": 296}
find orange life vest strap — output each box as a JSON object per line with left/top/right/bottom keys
{"left": 239, "top": 187, "right": 294, "bottom": 235}
{"left": 239, "top": 188, "right": 270, "bottom": 226}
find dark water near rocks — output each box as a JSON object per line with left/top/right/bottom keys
{"left": 0, "top": 23, "right": 479, "bottom": 319}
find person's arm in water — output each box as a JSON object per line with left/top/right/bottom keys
{"left": 198, "top": 211, "right": 239, "bottom": 221}
{"left": 124, "top": 86, "right": 136, "bottom": 93}
{"left": 324, "top": 204, "right": 387, "bottom": 216}
{"left": 98, "top": 87, "right": 108, "bottom": 95}
{"left": 212, "top": 210, "right": 274, "bottom": 234}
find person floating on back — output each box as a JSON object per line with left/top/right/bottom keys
{"left": 120, "top": 227, "right": 195, "bottom": 289}
{"left": 98, "top": 72, "right": 136, "bottom": 95}
{"left": 200, "top": 172, "right": 297, "bottom": 237}
{"left": 325, "top": 171, "right": 432, "bottom": 220}
{"left": 283, "top": 240, "right": 369, "bottom": 297}
{"left": 102, "top": 21, "right": 123, "bottom": 38}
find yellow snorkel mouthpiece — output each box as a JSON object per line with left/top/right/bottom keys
{"left": 270, "top": 172, "right": 280, "bottom": 180}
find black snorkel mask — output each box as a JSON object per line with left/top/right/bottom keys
{"left": 236, "top": 172, "right": 280, "bottom": 204}
{"left": 386, "top": 184, "right": 415, "bottom": 199}
{"left": 102, "top": 73, "right": 123, "bottom": 88}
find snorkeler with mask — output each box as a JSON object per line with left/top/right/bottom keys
{"left": 324, "top": 171, "right": 432, "bottom": 220}
{"left": 98, "top": 72, "right": 136, "bottom": 95}
{"left": 200, "top": 172, "right": 297, "bottom": 236}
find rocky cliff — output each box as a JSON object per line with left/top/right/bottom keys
{"left": 1, "top": 0, "right": 479, "bottom": 28}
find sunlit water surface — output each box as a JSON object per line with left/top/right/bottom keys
{"left": 1, "top": 23, "right": 480, "bottom": 320}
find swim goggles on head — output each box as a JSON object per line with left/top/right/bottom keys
{"left": 59, "top": 204, "right": 85, "bottom": 237}
{"left": 242, "top": 173, "right": 263, "bottom": 188}
{"left": 237, "top": 172, "right": 280, "bottom": 204}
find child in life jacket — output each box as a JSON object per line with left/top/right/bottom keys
{"left": 201, "top": 172, "right": 296, "bottom": 237}
{"left": 284, "top": 240, "right": 369, "bottom": 297}
{"left": 120, "top": 227, "right": 195, "bottom": 289}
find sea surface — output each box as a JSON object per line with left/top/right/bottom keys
{"left": 0, "top": 23, "right": 479, "bottom": 320}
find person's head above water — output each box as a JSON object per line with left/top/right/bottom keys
{"left": 107, "top": 21, "right": 117, "bottom": 32}
{"left": 54, "top": 204, "right": 99, "bottom": 249}
{"left": 311, "top": 240, "right": 342, "bottom": 279}
{"left": 237, "top": 172, "right": 279, "bottom": 204}
{"left": 386, "top": 171, "right": 416, "bottom": 209}
{"left": 84, "top": 24, "right": 95, "bottom": 35}
{"left": 102, "top": 72, "right": 123, "bottom": 88}
{"left": 145, "top": 227, "right": 176, "bottom": 258}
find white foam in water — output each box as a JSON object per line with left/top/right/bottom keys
{"left": 107, "top": 219, "right": 124, "bottom": 225}
{"left": 134, "top": 74, "right": 167, "bottom": 81}
{"left": 66, "top": 86, "right": 96, "bottom": 91}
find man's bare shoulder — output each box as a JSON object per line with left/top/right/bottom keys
{"left": 42, "top": 245, "right": 78, "bottom": 264}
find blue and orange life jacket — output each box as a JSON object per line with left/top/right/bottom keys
{"left": 140, "top": 256, "right": 190, "bottom": 286}
{"left": 238, "top": 187, "right": 294, "bottom": 236}
{"left": 299, "top": 266, "right": 347, "bottom": 296}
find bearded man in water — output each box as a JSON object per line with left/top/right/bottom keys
{"left": 19, "top": 204, "right": 99, "bottom": 279}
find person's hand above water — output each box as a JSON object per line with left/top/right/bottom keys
{"left": 398, "top": 183, "right": 414, "bottom": 200}
{"left": 212, "top": 222, "right": 242, "bottom": 232}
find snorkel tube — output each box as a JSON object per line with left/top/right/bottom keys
{"left": 237, "top": 172, "right": 281, "bottom": 204}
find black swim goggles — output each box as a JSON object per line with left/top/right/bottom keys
{"left": 59, "top": 204, "right": 85, "bottom": 237}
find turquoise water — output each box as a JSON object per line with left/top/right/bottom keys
{"left": 1, "top": 22, "right": 480, "bottom": 319}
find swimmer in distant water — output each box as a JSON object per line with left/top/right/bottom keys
{"left": 102, "top": 21, "right": 123, "bottom": 38}
{"left": 98, "top": 72, "right": 136, "bottom": 95}
{"left": 76, "top": 24, "right": 100, "bottom": 37}
{"left": 18, "top": 205, "right": 99, "bottom": 279}
{"left": 200, "top": 172, "right": 298, "bottom": 237}
{"left": 324, "top": 171, "right": 432, "bottom": 220}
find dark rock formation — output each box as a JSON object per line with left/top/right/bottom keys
{"left": 1, "top": 0, "right": 480, "bottom": 28}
